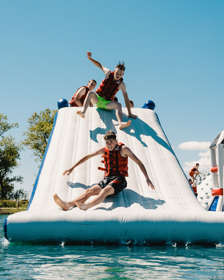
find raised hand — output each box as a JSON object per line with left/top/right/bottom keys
{"left": 87, "top": 51, "right": 92, "bottom": 58}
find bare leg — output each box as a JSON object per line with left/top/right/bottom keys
{"left": 53, "top": 194, "right": 74, "bottom": 211}
{"left": 106, "top": 101, "right": 131, "bottom": 130}
{"left": 53, "top": 185, "right": 101, "bottom": 211}
{"left": 77, "top": 91, "right": 98, "bottom": 118}
{"left": 76, "top": 185, "right": 114, "bottom": 210}
{"left": 74, "top": 185, "right": 101, "bottom": 205}
{"left": 191, "top": 175, "right": 196, "bottom": 184}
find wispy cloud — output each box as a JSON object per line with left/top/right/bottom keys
{"left": 178, "top": 141, "right": 210, "bottom": 151}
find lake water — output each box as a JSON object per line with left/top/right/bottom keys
{"left": 1, "top": 215, "right": 224, "bottom": 280}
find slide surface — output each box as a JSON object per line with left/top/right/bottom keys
{"left": 5, "top": 108, "right": 224, "bottom": 243}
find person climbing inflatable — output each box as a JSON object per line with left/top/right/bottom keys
{"left": 188, "top": 178, "right": 198, "bottom": 197}
{"left": 189, "top": 163, "right": 200, "bottom": 184}
{"left": 69, "top": 79, "right": 97, "bottom": 107}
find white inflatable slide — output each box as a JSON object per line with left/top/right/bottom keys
{"left": 4, "top": 108, "right": 224, "bottom": 244}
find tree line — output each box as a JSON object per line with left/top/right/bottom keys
{"left": 0, "top": 109, "right": 56, "bottom": 200}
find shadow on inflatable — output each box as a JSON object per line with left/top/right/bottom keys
{"left": 89, "top": 109, "right": 174, "bottom": 154}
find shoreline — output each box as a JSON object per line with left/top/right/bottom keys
{"left": 0, "top": 208, "right": 27, "bottom": 215}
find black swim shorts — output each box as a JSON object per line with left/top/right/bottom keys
{"left": 98, "top": 175, "right": 127, "bottom": 195}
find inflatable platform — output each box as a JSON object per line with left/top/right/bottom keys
{"left": 4, "top": 108, "right": 224, "bottom": 244}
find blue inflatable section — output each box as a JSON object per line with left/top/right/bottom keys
{"left": 57, "top": 98, "right": 68, "bottom": 109}
{"left": 209, "top": 196, "right": 219, "bottom": 211}
{"left": 3, "top": 218, "right": 8, "bottom": 240}
{"left": 142, "top": 100, "right": 155, "bottom": 110}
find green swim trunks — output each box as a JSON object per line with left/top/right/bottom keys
{"left": 96, "top": 94, "right": 111, "bottom": 110}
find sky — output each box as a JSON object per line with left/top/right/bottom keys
{"left": 1, "top": 0, "right": 224, "bottom": 196}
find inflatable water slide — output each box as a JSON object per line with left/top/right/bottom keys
{"left": 4, "top": 107, "right": 224, "bottom": 244}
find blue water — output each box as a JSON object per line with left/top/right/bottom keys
{"left": 1, "top": 215, "right": 224, "bottom": 280}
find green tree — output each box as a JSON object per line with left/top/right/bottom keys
{"left": 0, "top": 114, "right": 22, "bottom": 199}
{"left": 14, "top": 189, "right": 27, "bottom": 208}
{"left": 23, "top": 109, "right": 57, "bottom": 161}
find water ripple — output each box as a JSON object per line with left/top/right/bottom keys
{"left": 1, "top": 216, "right": 224, "bottom": 280}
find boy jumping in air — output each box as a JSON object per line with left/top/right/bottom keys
{"left": 77, "top": 52, "right": 137, "bottom": 130}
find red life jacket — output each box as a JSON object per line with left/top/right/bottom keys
{"left": 189, "top": 167, "right": 197, "bottom": 177}
{"left": 69, "top": 86, "right": 89, "bottom": 107}
{"left": 98, "top": 143, "right": 128, "bottom": 177}
{"left": 192, "top": 185, "right": 197, "bottom": 194}
{"left": 96, "top": 72, "right": 123, "bottom": 101}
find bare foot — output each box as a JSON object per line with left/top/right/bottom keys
{"left": 53, "top": 194, "right": 72, "bottom": 211}
{"left": 77, "top": 111, "right": 85, "bottom": 118}
{"left": 119, "top": 120, "right": 131, "bottom": 130}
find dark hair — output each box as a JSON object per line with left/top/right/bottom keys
{"left": 129, "top": 100, "right": 134, "bottom": 106}
{"left": 116, "top": 62, "right": 125, "bottom": 71}
{"left": 114, "top": 97, "right": 118, "bottom": 102}
{"left": 196, "top": 163, "right": 199, "bottom": 166}
{"left": 89, "top": 79, "right": 97, "bottom": 84}
{"left": 104, "top": 130, "right": 116, "bottom": 140}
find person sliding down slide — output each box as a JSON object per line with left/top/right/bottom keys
{"left": 77, "top": 52, "right": 137, "bottom": 130}
{"left": 54, "top": 131, "right": 155, "bottom": 211}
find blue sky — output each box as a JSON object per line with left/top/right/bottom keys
{"left": 1, "top": 0, "right": 224, "bottom": 195}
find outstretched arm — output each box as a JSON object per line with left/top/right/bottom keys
{"left": 120, "top": 82, "right": 137, "bottom": 119}
{"left": 122, "top": 146, "right": 155, "bottom": 190}
{"left": 63, "top": 148, "right": 104, "bottom": 175}
{"left": 87, "top": 52, "right": 109, "bottom": 74}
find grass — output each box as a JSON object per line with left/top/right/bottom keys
{"left": 0, "top": 200, "right": 29, "bottom": 214}
{"left": 0, "top": 207, "right": 27, "bottom": 215}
